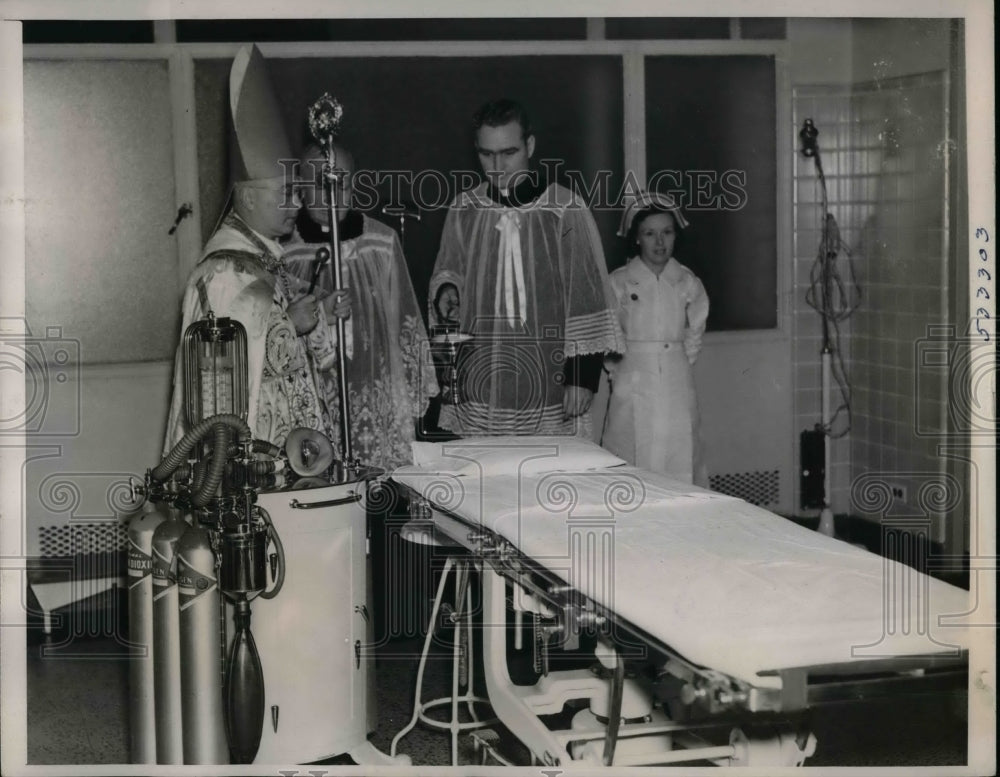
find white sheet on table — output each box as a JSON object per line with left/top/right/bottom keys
{"left": 410, "top": 435, "right": 626, "bottom": 478}
{"left": 392, "top": 464, "right": 970, "bottom": 688}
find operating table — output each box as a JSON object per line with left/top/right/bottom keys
{"left": 390, "top": 437, "right": 970, "bottom": 767}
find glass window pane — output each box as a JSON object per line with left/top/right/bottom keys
{"left": 606, "top": 18, "right": 732, "bottom": 40}
{"left": 645, "top": 55, "right": 777, "bottom": 330}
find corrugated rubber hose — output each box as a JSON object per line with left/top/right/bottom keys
{"left": 152, "top": 414, "right": 252, "bottom": 482}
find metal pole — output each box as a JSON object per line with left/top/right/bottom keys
{"left": 819, "top": 349, "right": 835, "bottom": 536}
{"left": 323, "top": 139, "right": 353, "bottom": 464}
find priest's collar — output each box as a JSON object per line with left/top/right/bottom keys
{"left": 486, "top": 175, "right": 546, "bottom": 207}
{"left": 294, "top": 208, "right": 364, "bottom": 244}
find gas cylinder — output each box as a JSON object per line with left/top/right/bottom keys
{"left": 151, "top": 508, "right": 188, "bottom": 763}
{"left": 177, "top": 523, "right": 229, "bottom": 764}
{"left": 126, "top": 504, "right": 167, "bottom": 764}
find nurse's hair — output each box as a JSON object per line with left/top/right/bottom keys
{"left": 472, "top": 99, "right": 533, "bottom": 141}
{"left": 625, "top": 205, "right": 686, "bottom": 258}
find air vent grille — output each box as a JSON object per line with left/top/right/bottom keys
{"left": 709, "top": 470, "right": 780, "bottom": 506}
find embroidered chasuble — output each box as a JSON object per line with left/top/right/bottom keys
{"left": 163, "top": 212, "right": 331, "bottom": 452}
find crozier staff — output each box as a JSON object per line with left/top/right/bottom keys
{"left": 284, "top": 140, "right": 438, "bottom": 468}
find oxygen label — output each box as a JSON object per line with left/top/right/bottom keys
{"left": 177, "top": 559, "right": 217, "bottom": 609}
{"left": 151, "top": 546, "right": 177, "bottom": 589}
{"left": 127, "top": 539, "right": 152, "bottom": 579}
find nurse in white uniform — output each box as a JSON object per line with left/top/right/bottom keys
{"left": 602, "top": 192, "right": 709, "bottom": 485}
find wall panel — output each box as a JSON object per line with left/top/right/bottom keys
{"left": 24, "top": 59, "right": 180, "bottom": 364}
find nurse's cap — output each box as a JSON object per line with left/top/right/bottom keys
{"left": 229, "top": 44, "right": 292, "bottom": 184}
{"left": 617, "top": 190, "right": 690, "bottom": 236}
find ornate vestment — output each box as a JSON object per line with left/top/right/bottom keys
{"left": 163, "top": 213, "right": 330, "bottom": 452}
{"left": 283, "top": 212, "right": 438, "bottom": 468}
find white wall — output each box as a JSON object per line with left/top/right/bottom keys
{"left": 21, "top": 56, "right": 183, "bottom": 558}
{"left": 23, "top": 363, "right": 173, "bottom": 558}
{"left": 787, "top": 18, "right": 853, "bottom": 86}
{"left": 23, "top": 59, "right": 181, "bottom": 364}
{"left": 851, "top": 18, "right": 952, "bottom": 82}
{"left": 696, "top": 337, "right": 794, "bottom": 511}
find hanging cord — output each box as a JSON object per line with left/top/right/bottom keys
{"left": 255, "top": 506, "right": 285, "bottom": 600}
{"left": 800, "top": 119, "right": 863, "bottom": 439}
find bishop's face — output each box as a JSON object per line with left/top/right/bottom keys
{"left": 303, "top": 149, "right": 354, "bottom": 227}
{"left": 246, "top": 178, "right": 301, "bottom": 239}
{"left": 475, "top": 120, "right": 535, "bottom": 192}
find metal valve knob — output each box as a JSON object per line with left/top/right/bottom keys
{"left": 680, "top": 683, "right": 707, "bottom": 705}
{"left": 128, "top": 475, "right": 149, "bottom": 506}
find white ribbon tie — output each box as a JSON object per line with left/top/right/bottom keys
{"left": 495, "top": 209, "right": 526, "bottom": 326}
